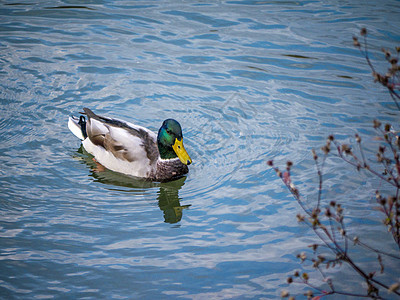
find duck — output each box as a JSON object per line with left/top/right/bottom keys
{"left": 68, "top": 108, "right": 192, "bottom": 181}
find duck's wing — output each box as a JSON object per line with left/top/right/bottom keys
{"left": 83, "top": 108, "right": 159, "bottom": 165}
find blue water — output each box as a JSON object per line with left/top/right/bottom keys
{"left": 1, "top": 1, "right": 400, "bottom": 299}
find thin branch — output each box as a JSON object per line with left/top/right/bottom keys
{"left": 315, "top": 153, "right": 327, "bottom": 210}
{"left": 362, "top": 32, "right": 376, "bottom": 74}
{"left": 350, "top": 236, "right": 400, "bottom": 260}
{"left": 333, "top": 144, "right": 399, "bottom": 188}
{"left": 389, "top": 89, "right": 400, "bottom": 110}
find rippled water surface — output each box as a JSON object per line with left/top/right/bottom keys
{"left": 1, "top": 1, "right": 400, "bottom": 299}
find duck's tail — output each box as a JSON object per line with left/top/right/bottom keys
{"left": 68, "top": 115, "right": 88, "bottom": 140}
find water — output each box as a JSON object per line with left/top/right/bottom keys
{"left": 1, "top": 0, "right": 400, "bottom": 299}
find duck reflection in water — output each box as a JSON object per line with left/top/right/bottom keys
{"left": 76, "top": 146, "right": 191, "bottom": 224}
{"left": 156, "top": 177, "right": 190, "bottom": 223}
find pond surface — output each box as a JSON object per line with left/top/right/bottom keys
{"left": 1, "top": 0, "right": 399, "bottom": 299}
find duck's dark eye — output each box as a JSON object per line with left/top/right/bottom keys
{"left": 166, "top": 129, "right": 172, "bottom": 134}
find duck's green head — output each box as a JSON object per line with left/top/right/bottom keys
{"left": 157, "top": 119, "right": 192, "bottom": 165}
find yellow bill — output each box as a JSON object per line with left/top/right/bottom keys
{"left": 172, "top": 138, "right": 192, "bottom": 165}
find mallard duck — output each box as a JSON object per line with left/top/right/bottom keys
{"left": 68, "top": 108, "right": 192, "bottom": 181}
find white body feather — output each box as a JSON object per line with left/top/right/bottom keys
{"left": 82, "top": 138, "right": 156, "bottom": 178}
{"left": 68, "top": 116, "right": 85, "bottom": 140}
{"left": 82, "top": 118, "right": 158, "bottom": 178}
